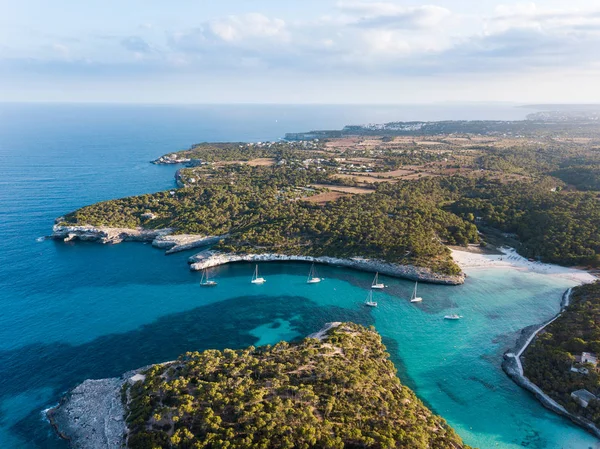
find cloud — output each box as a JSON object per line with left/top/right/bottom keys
{"left": 121, "top": 36, "right": 153, "bottom": 54}
{"left": 487, "top": 3, "right": 600, "bottom": 34}
{"left": 168, "top": 12, "right": 288, "bottom": 54}
{"left": 337, "top": 2, "right": 451, "bottom": 29}
{"left": 5, "top": 2, "right": 600, "bottom": 83}
{"left": 208, "top": 13, "right": 287, "bottom": 42}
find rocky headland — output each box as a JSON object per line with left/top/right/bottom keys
{"left": 151, "top": 153, "right": 191, "bottom": 165}
{"left": 51, "top": 224, "right": 463, "bottom": 283}
{"left": 48, "top": 323, "right": 470, "bottom": 449}
{"left": 189, "top": 250, "right": 466, "bottom": 285}
{"left": 52, "top": 224, "right": 222, "bottom": 255}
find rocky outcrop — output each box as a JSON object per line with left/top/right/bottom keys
{"left": 152, "top": 234, "right": 225, "bottom": 254}
{"left": 47, "top": 377, "right": 126, "bottom": 449}
{"left": 308, "top": 322, "right": 342, "bottom": 340}
{"left": 52, "top": 225, "right": 172, "bottom": 245}
{"left": 175, "top": 169, "right": 185, "bottom": 187}
{"left": 45, "top": 324, "right": 347, "bottom": 449}
{"left": 52, "top": 225, "right": 223, "bottom": 254}
{"left": 188, "top": 250, "right": 465, "bottom": 285}
{"left": 47, "top": 366, "right": 166, "bottom": 449}
{"left": 152, "top": 154, "right": 205, "bottom": 167}
{"left": 152, "top": 154, "right": 191, "bottom": 165}
{"left": 502, "top": 288, "right": 600, "bottom": 439}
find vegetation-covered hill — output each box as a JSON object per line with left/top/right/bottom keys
{"left": 60, "top": 166, "right": 480, "bottom": 275}
{"left": 123, "top": 323, "right": 472, "bottom": 449}
{"left": 523, "top": 282, "right": 600, "bottom": 425}
{"left": 58, "top": 126, "right": 600, "bottom": 272}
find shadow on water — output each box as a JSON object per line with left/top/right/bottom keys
{"left": 2, "top": 295, "right": 372, "bottom": 447}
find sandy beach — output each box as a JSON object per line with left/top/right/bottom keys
{"left": 451, "top": 247, "right": 597, "bottom": 284}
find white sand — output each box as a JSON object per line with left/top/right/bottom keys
{"left": 451, "top": 247, "right": 597, "bottom": 284}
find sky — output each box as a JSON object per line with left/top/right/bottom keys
{"left": 1, "top": 0, "right": 600, "bottom": 104}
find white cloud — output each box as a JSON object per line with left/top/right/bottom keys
{"left": 208, "top": 13, "right": 288, "bottom": 42}
{"left": 7, "top": 2, "right": 600, "bottom": 85}
{"left": 488, "top": 3, "right": 600, "bottom": 34}
{"left": 337, "top": 1, "right": 452, "bottom": 29}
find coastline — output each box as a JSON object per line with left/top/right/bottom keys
{"left": 47, "top": 377, "right": 127, "bottom": 449}
{"left": 51, "top": 224, "right": 223, "bottom": 255}
{"left": 47, "top": 364, "right": 172, "bottom": 449}
{"left": 501, "top": 288, "right": 600, "bottom": 439}
{"left": 50, "top": 224, "right": 466, "bottom": 284}
{"left": 452, "top": 247, "right": 600, "bottom": 438}
{"left": 46, "top": 323, "right": 345, "bottom": 448}
{"left": 451, "top": 246, "right": 597, "bottom": 284}
{"left": 188, "top": 250, "right": 466, "bottom": 285}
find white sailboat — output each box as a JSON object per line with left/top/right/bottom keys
{"left": 371, "top": 272, "right": 385, "bottom": 289}
{"left": 364, "top": 290, "right": 378, "bottom": 307}
{"left": 251, "top": 264, "right": 266, "bottom": 284}
{"left": 444, "top": 314, "right": 463, "bottom": 320}
{"left": 199, "top": 268, "right": 217, "bottom": 287}
{"left": 410, "top": 281, "right": 422, "bottom": 303}
{"left": 307, "top": 263, "right": 322, "bottom": 284}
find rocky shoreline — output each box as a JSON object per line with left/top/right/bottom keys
{"left": 502, "top": 288, "right": 600, "bottom": 439}
{"left": 52, "top": 224, "right": 222, "bottom": 255}
{"left": 47, "top": 364, "right": 172, "bottom": 449}
{"left": 151, "top": 153, "right": 191, "bottom": 164}
{"left": 47, "top": 376, "right": 128, "bottom": 449}
{"left": 51, "top": 225, "right": 464, "bottom": 283}
{"left": 189, "top": 250, "right": 465, "bottom": 285}
{"left": 46, "top": 323, "right": 343, "bottom": 448}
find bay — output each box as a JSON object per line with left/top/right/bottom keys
{"left": 0, "top": 103, "right": 596, "bottom": 448}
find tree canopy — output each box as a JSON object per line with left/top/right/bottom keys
{"left": 124, "top": 323, "right": 471, "bottom": 449}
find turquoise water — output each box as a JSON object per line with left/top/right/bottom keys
{"left": 0, "top": 104, "right": 597, "bottom": 448}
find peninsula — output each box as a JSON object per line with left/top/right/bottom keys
{"left": 53, "top": 118, "right": 600, "bottom": 282}
{"left": 48, "top": 323, "right": 471, "bottom": 449}
{"left": 503, "top": 282, "right": 600, "bottom": 438}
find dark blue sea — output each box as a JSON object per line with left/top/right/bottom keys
{"left": 0, "top": 103, "right": 597, "bottom": 448}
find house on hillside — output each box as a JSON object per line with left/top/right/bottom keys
{"left": 581, "top": 352, "right": 598, "bottom": 366}
{"left": 571, "top": 389, "right": 598, "bottom": 408}
{"left": 570, "top": 352, "right": 598, "bottom": 375}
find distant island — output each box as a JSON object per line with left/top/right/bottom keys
{"left": 48, "top": 322, "right": 471, "bottom": 449}
{"left": 53, "top": 117, "right": 600, "bottom": 282}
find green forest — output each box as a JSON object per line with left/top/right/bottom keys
{"left": 553, "top": 166, "right": 600, "bottom": 191}
{"left": 60, "top": 171, "right": 481, "bottom": 275}
{"left": 523, "top": 282, "right": 600, "bottom": 425}
{"left": 451, "top": 179, "right": 600, "bottom": 266}
{"left": 59, "top": 132, "right": 600, "bottom": 273}
{"left": 123, "top": 323, "right": 471, "bottom": 449}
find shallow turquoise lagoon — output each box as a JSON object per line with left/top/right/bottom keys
{"left": 2, "top": 251, "right": 598, "bottom": 448}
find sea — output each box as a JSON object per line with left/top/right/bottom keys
{"left": 0, "top": 103, "right": 597, "bottom": 448}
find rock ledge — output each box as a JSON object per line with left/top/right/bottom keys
{"left": 52, "top": 225, "right": 223, "bottom": 254}
{"left": 189, "top": 250, "right": 465, "bottom": 285}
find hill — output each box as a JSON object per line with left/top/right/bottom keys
{"left": 123, "top": 322, "right": 471, "bottom": 449}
